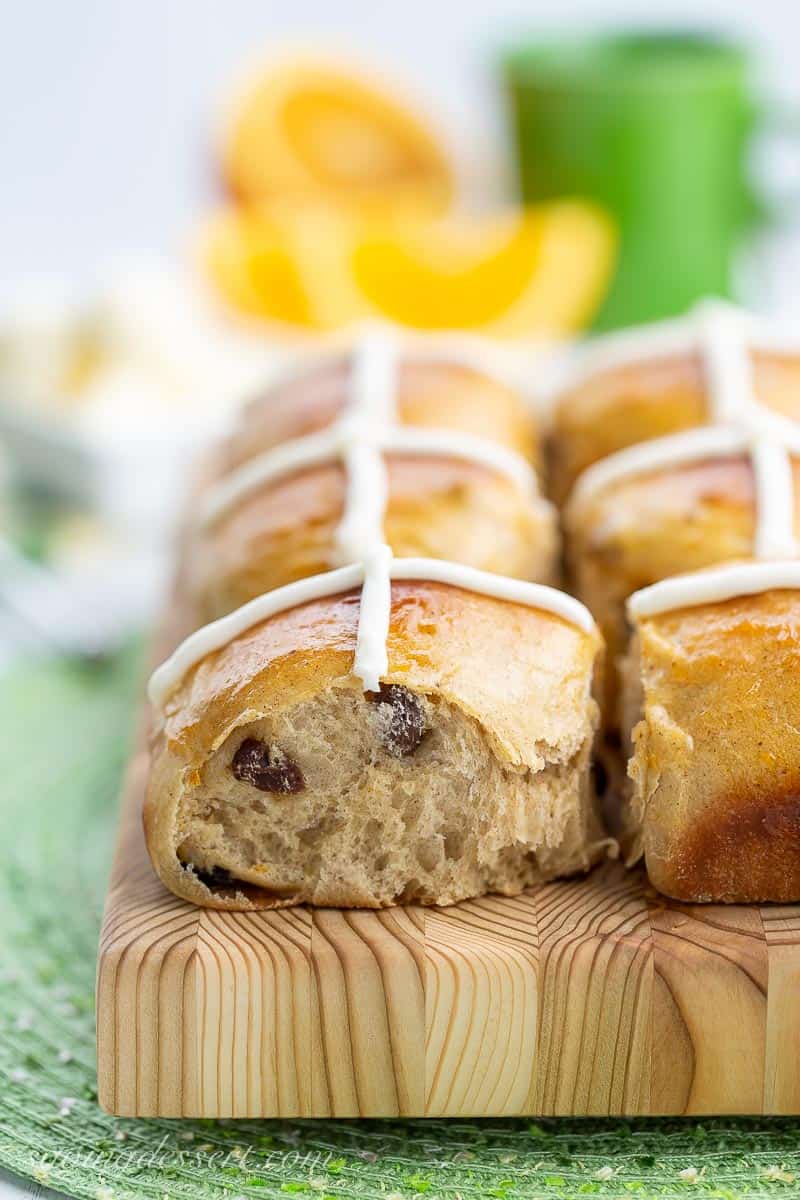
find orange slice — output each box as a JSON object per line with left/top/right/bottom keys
{"left": 202, "top": 210, "right": 317, "bottom": 327}
{"left": 201, "top": 202, "right": 616, "bottom": 337}
{"left": 220, "top": 56, "right": 453, "bottom": 214}
{"left": 351, "top": 204, "right": 615, "bottom": 334}
{"left": 202, "top": 208, "right": 365, "bottom": 331}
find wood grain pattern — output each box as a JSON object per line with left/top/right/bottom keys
{"left": 311, "top": 907, "right": 425, "bottom": 1116}
{"left": 97, "top": 761, "right": 800, "bottom": 1117}
{"left": 762, "top": 906, "right": 800, "bottom": 1113}
{"left": 425, "top": 892, "right": 538, "bottom": 1116}
{"left": 534, "top": 861, "right": 652, "bottom": 1116}
{"left": 648, "top": 901, "right": 767, "bottom": 1115}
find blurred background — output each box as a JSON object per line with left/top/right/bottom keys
{"left": 1, "top": 0, "right": 799, "bottom": 665}
{"left": 4, "top": 0, "right": 800, "bottom": 283}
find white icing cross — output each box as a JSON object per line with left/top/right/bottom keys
{"left": 149, "top": 332, "right": 587, "bottom": 709}
{"left": 336, "top": 329, "right": 397, "bottom": 560}
{"left": 199, "top": 330, "right": 541, "bottom": 563}
{"left": 628, "top": 560, "right": 800, "bottom": 621}
{"left": 699, "top": 302, "right": 761, "bottom": 425}
{"left": 554, "top": 298, "right": 800, "bottom": 396}
{"left": 148, "top": 548, "right": 595, "bottom": 708}
{"left": 567, "top": 301, "right": 800, "bottom": 565}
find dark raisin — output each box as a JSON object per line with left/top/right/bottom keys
{"left": 231, "top": 738, "right": 305, "bottom": 793}
{"left": 368, "top": 684, "right": 427, "bottom": 758}
{"left": 193, "top": 864, "right": 234, "bottom": 889}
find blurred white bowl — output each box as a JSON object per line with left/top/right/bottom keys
{"left": 0, "top": 260, "right": 282, "bottom": 543}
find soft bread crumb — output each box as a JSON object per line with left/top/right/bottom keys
{"left": 173, "top": 683, "right": 598, "bottom": 907}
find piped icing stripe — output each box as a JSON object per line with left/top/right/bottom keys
{"left": 700, "top": 303, "right": 758, "bottom": 424}
{"left": 353, "top": 543, "right": 394, "bottom": 690}
{"left": 750, "top": 434, "right": 798, "bottom": 559}
{"left": 199, "top": 325, "right": 541, "bottom": 555}
{"left": 251, "top": 324, "right": 533, "bottom": 416}
{"left": 334, "top": 330, "right": 394, "bottom": 562}
{"left": 568, "top": 424, "right": 800, "bottom": 559}
{"left": 567, "top": 299, "right": 800, "bottom": 577}
{"left": 376, "top": 427, "right": 537, "bottom": 494}
{"left": 201, "top": 427, "right": 343, "bottom": 528}
{"left": 568, "top": 426, "right": 753, "bottom": 514}
{"left": 335, "top": 436, "right": 389, "bottom": 562}
{"left": 628, "top": 561, "right": 800, "bottom": 620}
{"left": 199, "top": 425, "right": 539, "bottom": 530}
{"left": 149, "top": 560, "right": 361, "bottom": 709}
{"left": 552, "top": 299, "right": 800, "bottom": 397}
{"left": 148, "top": 549, "right": 596, "bottom": 709}
{"left": 349, "top": 325, "right": 398, "bottom": 425}
{"left": 149, "top": 327, "right": 584, "bottom": 710}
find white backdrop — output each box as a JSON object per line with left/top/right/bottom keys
{"left": 2, "top": 0, "right": 799, "bottom": 288}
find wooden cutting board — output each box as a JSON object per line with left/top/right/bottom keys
{"left": 96, "top": 744, "right": 800, "bottom": 1118}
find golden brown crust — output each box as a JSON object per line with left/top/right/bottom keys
{"left": 190, "top": 352, "right": 555, "bottom": 620}
{"left": 550, "top": 350, "right": 800, "bottom": 503}
{"left": 550, "top": 355, "right": 706, "bottom": 503}
{"left": 565, "top": 455, "right": 800, "bottom": 721}
{"left": 649, "top": 783, "right": 800, "bottom": 904}
{"left": 145, "top": 581, "right": 601, "bottom": 909}
{"left": 227, "top": 356, "right": 349, "bottom": 465}
{"left": 145, "top": 350, "right": 596, "bottom": 909}
{"left": 227, "top": 356, "right": 539, "bottom": 470}
{"left": 192, "top": 456, "right": 557, "bottom": 620}
{"left": 554, "top": 339, "right": 800, "bottom": 901}
{"left": 627, "top": 588, "right": 800, "bottom": 903}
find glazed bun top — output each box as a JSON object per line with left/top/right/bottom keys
{"left": 550, "top": 303, "right": 800, "bottom": 501}
{"left": 226, "top": 350, "right": 540, "bottom": 471}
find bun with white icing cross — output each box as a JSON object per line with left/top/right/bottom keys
{"left": 144, "top": 332, "right": 605, "bottom": 910}
{"left": 552, "top": 301, "right": 800, "bottom": 903}
{"left": 548, "top": 300, "right": 800, "bottom": 503}
{"left": 188, "top": 332, "right": 558, "bottom": 620}
{"left": 564, "top": 420, "right": 800, "bottom": 722}
{"left": 145, "top": 554, "right": 604, "bottom": 909}
{"left": 623, "top": 565, "right": 800, "bottom": 902}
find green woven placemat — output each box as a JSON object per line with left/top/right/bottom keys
{"left": 2, "top": 648, "right": 800, "bottom": 1200}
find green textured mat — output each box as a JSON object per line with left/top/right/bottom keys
{"left": 2, "top": 649, "right": 800, "bottom": 1199}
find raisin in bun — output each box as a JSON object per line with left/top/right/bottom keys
{"left": 145, "top": 581, "right": 604, "bottom": 910}
{"left": 622, "top": 571, "right": 800, "bottom": 902}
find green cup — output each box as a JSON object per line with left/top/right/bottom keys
{"left": 501, "top": 31, "right": 767, "bottom": 331}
